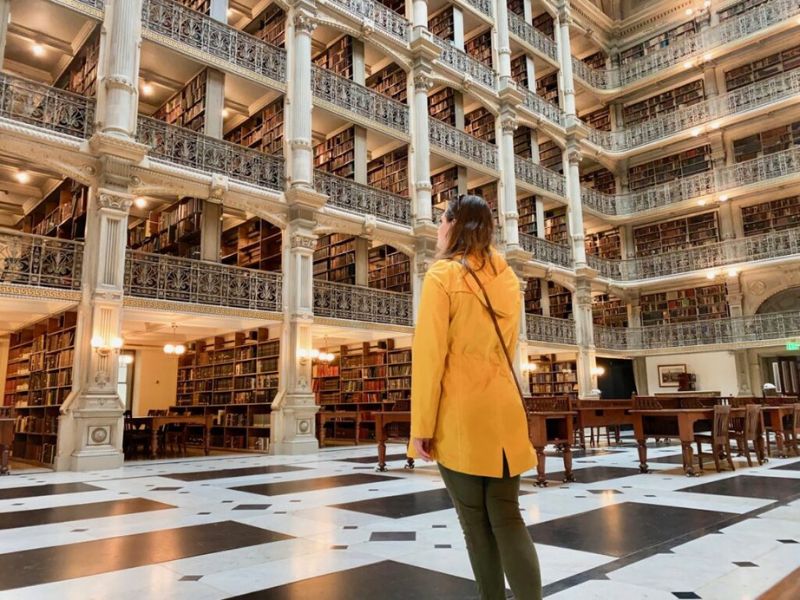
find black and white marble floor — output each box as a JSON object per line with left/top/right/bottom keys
{"left": 0, "top": 441, "right": 798, "bottom": 599}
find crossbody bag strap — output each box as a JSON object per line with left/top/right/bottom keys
{"left": 461, "top": 259, "right": 529, "bottom": 415}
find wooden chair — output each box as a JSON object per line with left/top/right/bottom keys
{"left": 729, "top": 404, "right": 765, "bottom": 467}
{"left": 122, "top": 411, "right": 152, "bottom": 458}
{"left": 766, "top": 403, "right": 800, "bottom": 457}
{"left": 694, "top": 404, "right": 735, "bottom": 473}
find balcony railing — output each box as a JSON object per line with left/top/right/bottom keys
{"left": 76, "top": 0, "right": 104, "bottom": 8}
{"left": 312, "top": 66, "right": 409, "bottom": 134}
{"left": 313, "top": 280, "right": 413, "bottom": 326}
{"left": 571, "top": 56, "right": 611, "bottom": 89}
{"left": 429, "top": 118, "right": 498, "bottom": 171}
{"left": 142, "top": 0, "right": 286, "bottom": 85}
{"left": 526, "top": 313, "right": 577, "bottom": 345}
{"left": 124, "top": 250, "right": 282, "bottom": 312}
{"left": 0, "top": 72, "right": 94, "bottom": 139}
{"left": 464, "top": 0, "right": 492, "bottom": 17}
{"left": 519, "top": 232, "right": 573, "bottom": 269}
{"left": 137, "top": 116, "right": 285, "bottom": 192}
{"left": 514, "top": 156, "right": 566, "bottom": 197}
{"left": 314, "top": 170, "right": 411, "bottom": 226}
{"left": 717, "top": 146, "right": 800, "bottom": 189}
{"left": 431, "top": 35, "right": 497, "bottom": 91}
{"left": 507, "top": 13, "right": 558, "bottom": 61}
{"left": 521, "top": 89, "right": 566, "bottom": 128}
{"left": 0, "top": 229, "right": 83, "bottom": 292}
{"left": 326, "top": 0, "right": 410, "bottom": 43}
{"left": 586, "top": 254, "right": 621, "bottom": 279}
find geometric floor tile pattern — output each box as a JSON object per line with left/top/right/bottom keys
{"left": 0, "top": 443, "right": 797, "bottom": 598}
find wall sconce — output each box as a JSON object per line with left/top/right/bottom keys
{"left": 591, "top": 366, "right": 606, "bottom": 377}
{"left": 522, "top": 361, "right": 538, "bottom": 374}
{"left": 298, "top": 348, "right": 335, "bottom": 365}
{"left": 91, "top": 335, "right": 123, "bottom": 357}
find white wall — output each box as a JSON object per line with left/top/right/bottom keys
{"left": 645, "top": 351, "right": 740, "bottom": 396}
{"left": 132, "top": 349, "right": 179, "bottom": 416}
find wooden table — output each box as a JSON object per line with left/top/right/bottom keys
{"left": 575, "top": 400, "right": 634, "bottom": 449}
{"left": 131, "top": 415, "right": 213, "bottom": 459}
{"left": 373, "top": 410, "right": 414, "bottom": 472}
{"left": 527, "top": 410, "right": 576, "bottom": 487}
{"left": 0, "top": 418, "right": 13, "bottom": 475}
{"left": 318, "top": 410, "right": 360, "bottom": 448}
{"left": 762, "top": 404, "right": 795, "bottom": 458}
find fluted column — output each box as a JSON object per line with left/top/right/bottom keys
{"left": 556, "top": 4, "right": 577, "bottom": 118}
{"left": 516, "top": 275, "right": 532, "bottom": 396}
{"left": 564, "top": 143, "right": 587, "bottom": 267}
{"left": 411, "top": 67, "right": 434, "bottom": 224}
{"left": 499, "top": 111, "right": 520, "bottom": 249}
{"left": 495, "top": 0, "right": 512, "bottom": 87}
{"left": 287, "top": 4, "right": 316, "bottom": 189}
{"left": 573, "top": 279, "right": 599, "bottom": 399}
{"left": 0, "top": 0, "right": 10, "bottom": 70}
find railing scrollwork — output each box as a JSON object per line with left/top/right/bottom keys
{"left": 313, "top": 279, "right": 413, "bottom": 326}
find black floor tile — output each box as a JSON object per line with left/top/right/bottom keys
{"left": 648, "top": 454, "right": 689, "bottom": 465}
{"left": 337, "top": 453, "right": 409, "bottom": 464}
{"left": 226, "top": 560, "right": 480, "bottom": 599}
{"left": 672, "top": 593, "right": 701, "bottom": 599}
{"left": 536, "top": 466, "right": 641, "bottom": 484}
{"left": 233, "top": 504, "right": 271, "bottom": 511}
{"left": 370, "top": 531, "right": 416, "bottom": 541}
{"left": 232, "top": 474, "right": 397, "bottom": 497}
{"left": 679, "top": 475, "right": 800, "bottom": 501}
{"left": 772, "top": 461, "right": 800, "bottom": 472}
{"left": 0, "top": 521, "right": 291, "bottom": 591}
{"left": 332, "top": 488, "right": 453, "bottom": 518}
{"left": 527, "top": 502, "right": 734, "bottom": 558}
{"left": 164, "top": 465, "right": 308, "bottom": 481}
{"left": 0, "top": 498, "right": 174, "bottom": 530}
{"left": 0, "top": 482, "right": 103, "bottom": 501}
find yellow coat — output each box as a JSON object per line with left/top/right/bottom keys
{"left": 409, "top": 250, "right": 536, "bottom": 478}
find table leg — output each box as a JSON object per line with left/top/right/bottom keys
{"left": 561, "top": 443, "right": 575, "bottom": 482}
{"left": 534, "top": 445, "right": 547, "bottom": 487}
{"left": 0, "top": 444, "right": 9, "bottom": 475}
{"left": 151, "top": 426, "right": 158, "bottom": 459}
{"left": 204, "top": 422, "right": 210, "bottom": 456}
{"left": 680, "top": 441, "right": 698, "bottom": 476}
{"left": 377, "top": 422, "right": 388, "bottom": 472}
{"left": 775, "top": 428, "right": 787, "bottom": 458}
{"left": 405, "top": 457, "right": 415, "bottom": 470}
{"left": 319, "top": 415, "right": 326, "bottom": 448}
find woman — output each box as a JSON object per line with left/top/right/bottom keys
{"left": 409, "top": 195, "right": 542, "bottom": 600}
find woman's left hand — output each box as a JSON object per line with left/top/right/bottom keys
{"left": 412, "top": 437, "right": 433, "bottom": 461}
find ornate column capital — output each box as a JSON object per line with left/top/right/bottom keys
{"left": 293, "top": 11, "right": 317, "bottom": 35}
{"left": 290, "top": 232, "right": 318, "bottom": 251}
{"left": 97, "top": 191, "right": 133, "bottom": 211}
{"left": 500, "top": 113, "right": 518, "bottom": 134}
{"left": 557, "top": 6, "right": 571, "bottom": 26}
{"left": 413, "top": 71, "right": 434, "bottom": 92}
{"left": 567, "top": 148, "right": 583, "bottom": 166}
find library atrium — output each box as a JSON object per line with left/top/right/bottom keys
{"left": 0, "top": 0, "right": 799, "bottom": 597}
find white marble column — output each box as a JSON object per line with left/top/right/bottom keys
{"left": 540, "top": 280, "right": 551, "bottom": 316}
{"left": 411, "top": 67, "right": 434, "bottom": 224}
{"left": 573, "top": 279, "right": 599, "bottom": 399}
{"left": 452, "top": 6, "right": 465, "bottom": 50}
{"left": 535, "top": 200, "right": 546, "bottom": 238}
{"left": 556, "top": 5, "right": 577, "bottom": 118}
{"left": 0, "top": 0, "right": 10, "bottom": 70}
{"left": 209, "top": 0, "right": 228, "bottom": 21}
{"left": 412, "top": 238, "right": 437, "bottom": 320}
{"left": 499, "top": 111, "right": 520, "bottom": 249}
{"left": 287, "top": 5, "right": 316, "bottom": 189}
{"left": 564, "top": 143, "right": 587, "bottom": 266}
{"left": 516, "top": 275, "right": 532, "bottom": 396}
{"left": 495, "top": 0, "right": 512, "bottom": 87}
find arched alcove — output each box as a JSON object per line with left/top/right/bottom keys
{"left": 756, "top": 287, "right": 800, "bottom": 314}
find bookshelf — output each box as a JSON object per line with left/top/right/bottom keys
{"left": 620, "top": 20, "right": 697, "bottom": 65}
{"left": 428, "top": 7, "right": 455, "bottom": 40}
{"left": 128, "top": 197, "right": 203, "bottom": 258}
{"left": 314, "top": 233, "right": 357, "bottom": 283}
{"left": 369, "top": 245, "right": 411, "bottom": 292}
{"left": 532, "top": 12, "right": 555, "bottom": 38}
{"left": 527, "top": 355, "right": 578, "bottom": 397}
{"left": 518, "top": 195, "right": 537, "bottom": 236}
{"left": 376, "top": 0, "right": 406, "bottom": 13}
{"left": 428, "top": 87, "right": 456, "bottom": 126}
{"left": 244, "top": 4, "right": 286, "bottom": 47}
{"left": 741, "top": 196, "right": 800, "bottom": 236}
{"left": 314, "top": 127, "right": 356, "bottom": 179}
{"left": 508, "top": 0, "right": 525, "bottom": 16}
{"left": 173, "top": 326, "right": 278, "bottom": 453}
{"left": 515, "top": 126, "right": 534, "bottom": 158}
{"left": 465, "top": 107, "right": 496, "bottom": 143}
{"left": 468, "top": 182, "right": 499, "bottom": 221}
{"left": 525, "top": 278, "right": 543, "bottom": 314}
{"left": 592, "top": 294, "right": 628, "bottom": 327}
{"left": 633, "top": 212, "right": 719, "bottom": 256}
{"left": 536, "top": 72, "right": 559, "bottom": 107}
{"left": 640, "top": 284, "right": 729, "bottom": 326}
{"left": 548, "top": 282, "right": 573, "bottom": 320}
{"left": 152, "top": 70, "right": 207, "bottom": 132}
{"left": 580, "top": 107, "right": 611, "bottom": 131}
{"left": 431, "top": 167, "right": 460, "bottom": 209}
{"left": 628, "top": 145, "right": 712, "bottom": 190}
{"left": 368, "top": 147, "right": 409, "bottom": 197}
{"left": 178, "top": 0, "right": 211, "bottom": 13}
{"left": 366, "top": 63, "right": 407, "bottom": 103}
{"left": 538, "top": 139, "right": 563, "bottom": 173}
{"left": 732, "top": 120, "right": 800, "bottom": 162}
{"left": 511, "top": 55, "right": 529, "bottom": 87}
{"left": 544, "top": 207, "right": 569, "bottom": 245}
{"left": 724, "top": 44, "right": 800, "bottom": 91}
{"left": 220, "top": 217, "right": 282, "bottom": 272}
{"left": 224, "top": 97, "right": 284, "bottom": 156}
{"left": 623, "top": 80, "right": 705, "bottom": 127}
{"left": 585, "top": 229, "right": 622, "bottom": 259}
{"left": 313, "top": 36, "right": 353, "bottom": 79}
{"left": 313, "top": 339, "right": 411, "bottom": 445}
{"left": 580, "top": 167, "right": 616, "bottom": 194}
{"left": 719, "top": 0, "right": 769, "bottom": 21}
{"left": 582, "top": 51, "right": 608, "bottom": 70}
{"left": 465, "top": 30, "right": 493, "bottom": 68}
{"left": 55, "top": 30, "right": 100, "bottom": 96}
{"left": 6, "top": 310, "right": 77, "bottom": 467}
{"left": 23, "top": 180, "right": 88, "bottom": 241}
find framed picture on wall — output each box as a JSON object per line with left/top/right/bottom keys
{"left": 658, "top": 364, "right": 686, "bottom": 387}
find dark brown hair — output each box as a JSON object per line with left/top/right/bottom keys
{"left": 437, "top": 194, "right": 495, "bottom": 272}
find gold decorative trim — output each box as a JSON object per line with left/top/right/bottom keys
{"left": 0, "top": 284, "right": 81, "bottom": 302}
{"left": 313, "top": 316, "right": 414, "bottom": 332}
{"left": 123, "top": 296, "right": 284, "bottom": 320}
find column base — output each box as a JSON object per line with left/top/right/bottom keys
{"left": 56, "top": 397, "right": 124, "bottom": 472}
{"left": 57, "top": 448, "right": 124, "bottom": 472}
{"left": 270, "top": 392, "right": 320, "bottom": 456}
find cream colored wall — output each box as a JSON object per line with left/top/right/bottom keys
{"left": 644, "top": 351, "right": 740, "bottom": 396}
{"left": 132, "top": 348, "right": 179, "bottom": 416}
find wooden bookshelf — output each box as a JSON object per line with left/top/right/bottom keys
{"left": 314, "top": 339, "right": 411, "bottom": 445}
{"left": 177, "top": 0, "right": 211, "bottom": 13}
{"left": 376, "top": 0, "right": 405, "bottom": 13}
{"left": 468, "top": 182, "right": 499, "bottom": 221}
{"left": 585, "top": 229, "right": 622, "bottom": 259}
{"left": 592, "top": 294, "right": 628, "bottom": 327}
{"left": 428, "top": 6, "right": 455, "bottom": 40}
{"left": 314, "top": 233, "right": 357, "bottom": 283}
{"left": 623, "top": 80, "right": 705, "bottom": 127}
{"left": 220, "top": 217, "right": 282, "bottom": 272}
{"left": 527, "top": 355, "right": 578, "bottom": 397}
{"left": 173, "top": 326, "right": 278, "bottom": 453}
{"left": 23, "top": 180, "right": 88, "bottom": 241}
{"left": 511, "top": 55, "right": 529, "bottom": 87}
{"left": 314, "top": 127, "right": 356, "bottom": 179}
{"left": 580, "top": 107, "right": 611, "bottom": 131}
{"left": 580, "top": 167, "right": 616, "bottom": 194}
{"left": 724, "top": 44, "right": 800, "bottom": 91}
{"left": 741, "top": 196, "right": 800, "bottom": 236}
{"left": 6, "top": 310, "right": 77, "bottom": 467}
{"left": 633, "top": 212, "right": 719, "bottom": 256}
{"left": 628, "top": 145, "right": 712, "bottom": 191}
{"left": 544, "top": 207, "right": 568, "bottom": 245}
{"left": 518, "top": 195, "right": 537, "bottom": 236}
{"left": 128, "top": 197, "right": 203, "bottom": 258}
{"left": 153, "top": 70, "right": 207, "bottom": 132}
{"left": 733, "top": 120, "right": 800, "bottom": 162}
{"left": 224, "top": 97, "right": 284, "bottom": 155}
{"left": 431, "top": 167, "right": 460, "bottom": 209}
{"left": 244, "top": 4, "right": 286, "bottom": 48}
{"left": 508, "top": 0, "right": 525, "bottom": 16}
{"left": 55, "top": 30, "right": 100, "bottom": 96}
{"left": 532, "top": 12, "right": 555, "bottom": 39}
{"left": 368, "top": 147, "right": 409, "bottom": 197}
{"left": 719, "top": 0, "right": 769, "bottom": 21}
{"left": 620, "top": 20, "right": 697, "bottom": 65}
{"left": 313, "top": 36, "right": 353, "bottom": 79}
{"left": 515, "top": 126, "right": 534, "bottom": 158}
{"left": 582, "top": 51, "right": 607, "bottom": 70}
{"left": 465, "top": 107, "right": 495, "bottom": 143}
{"left": 536, "top": 72, "right": 559, "bottom": 107}
{"left": 366, "top": 63, "right": 407, "bottom": 103}
{"left": 538, "top": 139, "right": 563, "bottom": 173}
{"left": 429, "top": 87, "right": 456, "bottom": 126}
{"left": 465, "top": 30, "right": 493, "bottom": 68}
{"left": 369, "top": 245, "right": 410, "bottom": 292}
{"left": 548, "top": 282, "right": 573, "bottom": 320}
{"left": 640, "top": 284, "right": 729, "bottom": 326}
{"left": 525, "top": 278, "right": 543, "bottom": 315}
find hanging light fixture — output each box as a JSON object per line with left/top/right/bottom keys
{"left": 163, "top": 323, "right": 186, "bottom": 355}
{"left": 316, "top": 336, "right": 335, "bottom": 364}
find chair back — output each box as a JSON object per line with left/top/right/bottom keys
{"left": 744, "top": 404, "right": 761, "bottom": 439}
{"left": 391, "top": 399, "right": 410, "bottom": 411}
{"left": 791, "top": 404, "right": 800, "bottom": 431}
{"left": 633, "top": 396, "right": 662, "bottom": 410}
{"left": 526, "top": 396, "right": 571, "bottom": 412}
{"left": 681, "top": 397, "right": 704, "bottom": 409}
{"left": 713, "top": 404, "right": 731, "bottom": 442}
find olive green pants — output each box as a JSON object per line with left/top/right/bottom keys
{"left": 439, "top": 460, "right": 542, "bottom": 600}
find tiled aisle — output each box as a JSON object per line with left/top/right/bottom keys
{"left": 0, "top": 443, "right": 798, "bottom": 599}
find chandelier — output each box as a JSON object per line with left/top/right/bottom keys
{"left": 163, "top": 323, "right": 186, "bottom": 355}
